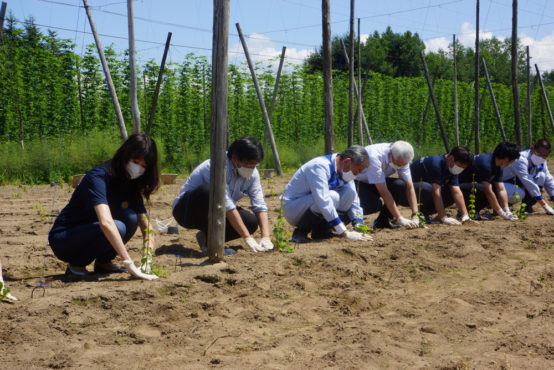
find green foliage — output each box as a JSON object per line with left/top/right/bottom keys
{"left": 468, "top": 175, "right": 477, "bottom": 220}
{"left": 354, "top": 223, "right": 371, "bottom": 234}
{"left": 512, "top": 185, "right": 528, "bottom": 220}
{"left": 0, "top": 281, "right": 9, "bottom": 301}
{"left": 273, "top": 208, "right": 293, "bottom": 253}
{"left": 140, "top": 214, "right": 167, "bottom": 278}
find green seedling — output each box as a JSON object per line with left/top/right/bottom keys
{"left": 468, "top": 174, "right": 477, "bottom": 220}
{"left": 266, "top": 177, "right": 276, "bottom": 197}
{"left": 511, "top": 185, "right": 527, "bottom": 220}
{"left": 0, "top": 281, "right": 10, "bottom": 301}
{"left": 140, "top": 214, "right": 167, "bottom": 278}
{"left": 11, "top": 193, "right": 22, "bottom": 198}
{"left": 273, "top": 208, "right": 294, "bottom": 253}
{"left": 416, "top": 183, "right": 427, "bottom": 227}
{"left": 354, "top": 223, "right": 371, "bottom": 234}
{"left": 33, "top": 204, "right": 50, "bottom": 220}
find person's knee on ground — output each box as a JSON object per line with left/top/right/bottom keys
{"left": 291, "top": 209, "right": 329, "bottom": 242}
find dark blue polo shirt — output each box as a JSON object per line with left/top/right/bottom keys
{"left": 410, "top": 155, "right": 459, "bottom": 186}
{"left": 458, "top": 153, "right": 502, "bottom": 184}
{"left": 50, "top": 164, "right": 146, "bottom": 234}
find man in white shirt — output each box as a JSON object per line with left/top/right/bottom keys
{"left": 356, "top": 141, "right": 419, "bottom": 229}
{"left": 281, "top": 145, "right": 372, "bottom": 243}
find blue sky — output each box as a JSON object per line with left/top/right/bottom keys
{"left": 10, "top": 0, "right": 554, "bottom": 71}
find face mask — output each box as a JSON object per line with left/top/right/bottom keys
{"left": 126, "top": 161, "right": 146, "bottom": 179}
{"left": 237, "top": 167, "right": 254, "bottom": 178}
{"left": 530, "top": 153, "right": 546, "bottom": 166}
{"left": 448, "top": 163, "right": 464, "bottom": 175}
{"left": 341, "top": 170, "right": 356, "bottom": 182}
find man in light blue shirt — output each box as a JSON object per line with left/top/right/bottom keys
{"left": 281, "top": 145, "right": 371, "bottom": 243}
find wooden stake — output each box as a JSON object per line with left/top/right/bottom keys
{"left": 0, "top": 2, "right": 6, "bottom": 40}
{"left": 235, "top": 23, "right": 282, "bottom": 176}
{"left": 535, "top": 64, "right": 554, "bottom": 134}
{"left": 83, "top": 0, "right": 127, "bottom": 140}
{"left": 146, "top": 32, "right": 172, "bottom": 135}
{"left": 347, "top": 0, "right": 355, "bottom": 147}
{"left": 482, "top": 57, "right": 507, "bottom": 142}
{"left": 127, "top": 0, "right": 141, "bottom": 134}
{"left": 511, "top": 0, "right": 522, "bottom": 146}
{"left": 322, "top": 0, "right": 334, "bottom": 154}
{"left": 417, "top": 67, "right": 439, "bottom": 156}
{"left": 453, "top": 34, "right": 459, "bottom": 146}
{"left": 268, "top": 46, "right": 286, "bottom": 120}
{"left": 207, "top": 0, "right": 230, "bottom": 262}
{"left": 526, "top": 46, "right": 532, "bottom": 147}
{"left": 420, "top": 51, "right": 450, "bottom": 153}
{"left": 357, "top": 18, "right": 363, "bottom": 146}
{"left": 474, "top": 0, "right": 480, "bottom": 154}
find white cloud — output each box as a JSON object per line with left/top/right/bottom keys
{"left": 424, "top": 36, "right": 450, "bottom": 53}
{"left": 229, "top": 32, "right": 312, "bottom": 68}
{"left": 360, "top": 33, "right": 369, "bottom": 43}
{"left": 424, "top": 21, "right": 502, "bottom": 53}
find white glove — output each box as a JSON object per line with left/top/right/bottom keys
{"left": 499, "top": 209, "right": 518, "bottom": 221}
{"left": 344, "top": 231, "right": 372, "bottom": 241}
{"left": 259, "top": 237, "right": 274, "bottom": 251}
{"left": 411, "top": 214, "right": 420, "bottom": 224}
{"left": 243, "top": 237, "right": 265, "bottom": 252}
{"left": 543, "top": 203, "right": 554, "bottom": 215}
{"left": 460, "top": 214, "right": 471, "bottom": 223}
{"left": 123, "top": 260, "right": 158, "bottom": 280}
{"left": 395, "top": 216, "right": 418, "bottom": 229}
{"left": 441, "top": 216, "right": 461, "bottom": 225}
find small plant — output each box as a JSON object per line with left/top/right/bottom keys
{"left": 416, "top": 183, "right": 427, "bottom": 227}
{"left": 33, "top": 204, "right": 50, "bottom": 220}
{"left": 140, "top": 215, "right": 167, "bottom": 278}
{"left": 266, "top": 177, "right": 276, "bottom": 197}
{"left": 273, "top": 208, "right": 294, "bottom": 253}
{"left": 354, "top": 223, "right": 371, "bottom": 234}
{"left": 468, "top": 174, "right": 477, "bottom": 220}
{"left": 11, "top": 193, "right": 22, "bottom": 198}
{"left": 511, "top": 185, "right": 527, "bottom": 220}
{"left": 0, "top": 281, "right": 10, "bottom": 301}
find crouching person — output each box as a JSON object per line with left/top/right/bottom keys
{"left": 172, "top": 136, "right": 273, "bottom": 255}
{"left": 48, "top": 134, "right": 160, "bottom": 280}
{"left": 281, "top": 145, "right": 372, "bottom": 243}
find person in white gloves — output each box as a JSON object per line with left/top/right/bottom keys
{"left": 48, "top": 134, "right": 159, "bottom": 280}
{"left": 0, "top": 258, "right": 17, "bottom": 301}
{"left": 501, "top": 139, "right": 554, "bottom": 216}
{"left": 409, "top": 146, "right": 474, "bottom": 225}
{"left": 281, "top": 145, "right": 371, "bottom": 243}
{"left": 172, "top": 137, "right": 273, "bottom": 255}
{"left": 458, "top": 142, "right": 520, "bottom": 220}
{"left": 355, "top": 141, "right": 420, "bottom": 230}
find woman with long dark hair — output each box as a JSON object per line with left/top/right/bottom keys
{"left": 48, "top": 133, "right": 160, "bottom": 280}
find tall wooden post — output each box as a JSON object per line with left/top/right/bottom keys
{"left": 268, "top": 46, "right": 286, "bottom": 120}
{"left": 417, "top": 67, "right": 439, "bottom": 155}
{"left": 535, "top": 64, "right": 554, "bottom": 134}
{"left": 0, "top": 2, "right": 6, "bottom": 38}
{"left": 526, "top": 46, "right": 531, "bottom": 147}
{"left": 511, "top": 0, "right": 522, "bottom": 146}
{"left": 347, "top": 0, "right": 355, "bottom": 147}
{"left": 482, "top": 57, "right": 507, "bottom": 142}
{"left": 127, "top": 0, "right": 141, "bottom": 134}
{"left": 474, "top": 0, "right": 480, "bottom": 154}
{"left": 357, "top": 18, "right": 363, "bottom": 146}
{"left": 83, "top": 0, "right": 128, "bottom": 140}
{"left": 207, "top": 0, "right": 230, "bottom": 261}
{"left": 146, "top": 32, "right": 172, "bottom": 135}
{"left": 236, "top": 23, "right": 282, "bottom": 176}
{"left": 322, "top": 0, "right": 334, "bottom": 154}
{"left": 420, "top": 51, "right": 450, "bottom": 153}
{"left": 453, "top": 34, "right": 459, "bottom": 146}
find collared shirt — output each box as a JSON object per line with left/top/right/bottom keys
{"left": 410, "top": 155, "right": 459, "bottom": 187}
{"left": 459, "top": 153, "right": 502, "bottom": 184}
{"left": 281, "top": 153, "right": 363, "bottom": 234}
{"left": 172, "top": 156, "right": 268, "bottom": 213}
{"left": 356, "top": 143, "right": 412, "bottom": 184}
{"left": 501, "top": 149, "right": 554, "bottom": 201}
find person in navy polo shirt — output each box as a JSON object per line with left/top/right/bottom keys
{"left": 410, "top": 146, "right": 474, "bottom": 225}
{"left": 49, "top": 134, "right": 160, "bottom": 280}
{"left": 458, "top": 142, "right": 520, "bottom": 220}
{"left": 501, "top": 139, "right": 554, "bottom": 215}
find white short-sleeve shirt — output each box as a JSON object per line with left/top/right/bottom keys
{"left": 356, "top": 143, "right": 412, "bottom": 184}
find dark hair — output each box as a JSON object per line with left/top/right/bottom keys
{"left": 533, "top": 139, "right": 551, "bottom": 151}
{"left": 493, "top": 142, "right": 520, "bottom": 161}
{"left": 108, "top": 133, "right": 159, "bottom": 200}
{"left": 339, "top": 145, "right": 369, "bottom": 166}
{"left": 227, "top": 136, "right": 264, "bottom": 162}
{"left": 449, "top": 146, "right": 474, "bottom": 166}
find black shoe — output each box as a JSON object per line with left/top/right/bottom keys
{"left": 291, "top": 228, "right": 310, "bottom": 243}
{"left": 524, "top": 204, "right": 534, "bottom": 214}
{"left": 311, "top": 228, "right": 336, "bottom": 240}
{"left": 372, "top": 212, "right": 402, "bottom": 229}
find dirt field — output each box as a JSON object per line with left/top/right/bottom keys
{"left": 1, "top": 169, "right": 553, "bottom": 369}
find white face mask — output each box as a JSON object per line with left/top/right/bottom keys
{"left": 341, "top": 170, "right": 356, "bottom": 182}
{"left": 237, "top": 167, "right": 254, "bottom": 178}
{"left": 126, "top": 161, "right": 146, "bottom": 179}
{"left": 449, "top": 163, "right": 465, "bottom": 175}
{"left": 530, "top": 153, "right": 546, "bottom": 166}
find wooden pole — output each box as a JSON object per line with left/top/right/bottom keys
{"left": 322, "top": 0, "right": 334, "bottom": 154}
{"left": 522, "top": 75, "right": 537, "bottom": 112}
{"left": 340, "top": 40, "right": 372, "bottom": 144}
{"left": 0, "top": 2, "right": 6, "bottom": 40}
{"left": 83, "top": 0, "right": 127, "bottom": 140}
{"left": 453, "top": 34, "right": 459, "bottom": 146}
{"left": 474, "top": 0, "right": 480, "bottom": 154}
{"left": 357, "top": 18, "right": 363, "bottom": 146}
{"left": 77, "top": 61, "right": 86, "bottom": 135}
{"left": 526, "top": 46, "right": 532, "bottom": 147}
{"left": 207, "top": 0, "right": 229, "bottom": 262}
{"left": 482, "top": 57, "right": 507, "bottom": 142}
{"left": 268, "top": 46, "right": 286, "bottom": 120}
{"left": 146, "top": 32, "right": 172, "bottom": 135}
{"left": 235, "top": 23, "right": 282, "bottom": 175}
{"left": 417, "top": 67, "right": 439, "bottom": 155}
{"left": 127, "top": 0, "right": 141, "bottom": 134}
{"left": 511, "top": 0, "right": 522, "bottom": 146}
{"left": 420, "top": 51, "right": 450, "bottom": 153}
{"left": 535, "top": 64, "right": 554, "bottom": 134}
{"left": 347, "top": 0, "right": 355, "bottom": 147}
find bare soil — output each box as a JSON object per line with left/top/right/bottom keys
{"left": 1, "top": 170, "right": 553, "bottom": 369}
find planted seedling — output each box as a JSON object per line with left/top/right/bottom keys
{"left": 468, "top": 174, "right": 477, "bottom": 220}
{"left": 0, "top": 281, "right": 9, "bottom": 301}
{"left": 511, "top": 185, "right": 527, "bottom": 220}
{"left": 273, "top": 208, "right": 293, "bottom": 253}
{"left": 140, "top": 214, "right": 167, "bottom": 278}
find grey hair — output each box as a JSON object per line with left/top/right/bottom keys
{"left": 390, "top": 141, "right": 414, "bottom": 163}
{"left": 339, "top": 145, "right": 369, "bottom": 167}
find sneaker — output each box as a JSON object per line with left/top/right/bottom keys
{"left": 196, "top": 230, "right": 208, "bottom": 255}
